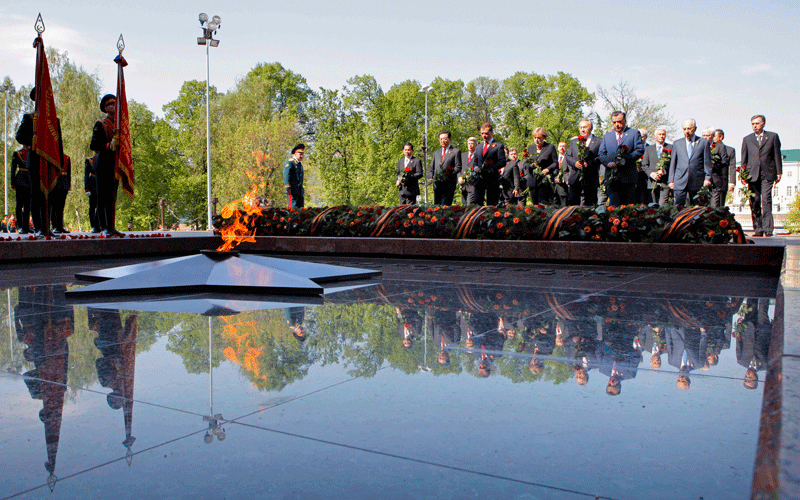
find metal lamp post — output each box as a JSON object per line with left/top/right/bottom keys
{"left": 419, "top": 85, "right": 433, "bottom": 204}
{"left": 197, "top": 13, "right": 221, "bottom": 231}
{"left": 3, "top": 84, "right": 9, "bottom": 218}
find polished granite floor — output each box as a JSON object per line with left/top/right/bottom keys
{"left": 0, "top": 256, "right": 780, "bottom": 500}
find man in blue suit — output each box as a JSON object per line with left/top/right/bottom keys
{"left": 598, "top": 111, "right": 644, "bottom": 206}
{"left": 668, "top": 119, "right": 712, "bottom": 206}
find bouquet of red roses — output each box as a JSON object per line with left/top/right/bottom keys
{"left": 605, "top": 144, "right": 629, "bottom": 188}
{"left": 433, "top": 165, "right": 454, "bottom": 187}
{"left": 710, "top": 142, "right": 722, "bottom": 166}
{"left": 736, "top": 166, "right": 757, "bottom": 206}
{"left": 398, "top": 165, "right": 415, "bottom": 188}
{"left": 652, "top": 147, "right": 671, "bottom": 197}
{"left": 576, "top": 136, "right": 588, "bottom": 183}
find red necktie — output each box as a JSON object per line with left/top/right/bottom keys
{"left": 483, "top": 142, "right": 489, "bottom": 155}
{"left": 441, "top": 149, "right": 446, "bottom": 162}
{"left": 616, "top": 133, "right": 622, "bottom": 146}
{"left": 468, "top": 153, "right": 473, "bottom": 163}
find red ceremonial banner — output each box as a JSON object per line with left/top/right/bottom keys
{"left": 32, "top": 35, "right": 62, "bottom": 196}
{"left": 115, "top": 55, "right": 134, "bottom": 199}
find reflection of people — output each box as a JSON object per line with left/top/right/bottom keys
{"left": 737, "top": 298, "right": 772, "bottom": 389}
{"left": 432, "top": 309, "right": 460, "bottom": 365}
{"left": 396, "top": 307, "right": 423, "bottom": 349}
{"left": 90, "top": 94, "right": 123, "bottom": 236}
{"left": 90, "top": 307, "right": 138, "bottom": 448}
{"left": 596, "top": 327, "right": 641, "bottom": 396}
{"left": 19, "top": 285, "right": 73, "bottom": 479}
{"left": 396, "top": 143, "right": 423, "bottom": 205}
{"left": 285, "top": 306, "right": 307, "bottom": 342}
{"left": 741, "top": 115, "right": 782, "bottom": 237}
{"left": 283, "top": 143, "right": 305, "bottom": 208}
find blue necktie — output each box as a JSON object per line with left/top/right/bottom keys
{"left": 687, "top": 139, "right": 694, "bottom": 157}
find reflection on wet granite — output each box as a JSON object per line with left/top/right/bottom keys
{"left": 0, "top": 264, "right": 779, "bottom": 499}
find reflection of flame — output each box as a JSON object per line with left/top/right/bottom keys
{"left": 217, "top": 150, "right": 270, "bottom": 252}
{"left": 220, "top": 316, "right": 268, "bottom": 383}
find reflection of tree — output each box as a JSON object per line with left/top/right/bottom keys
{"left": 312, "top": 303, "right": 397, "bottom": 378}
{"left": 219, "top": 311, "right": 314, "bottom": 392}
{"left": 165, "top": 313, "right": 225, "bottom": 374}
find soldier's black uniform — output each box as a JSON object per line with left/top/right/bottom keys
{"left": 11, "top": 147, "right": 32, "bottom": 234}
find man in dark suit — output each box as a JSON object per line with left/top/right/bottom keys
{"left": 641, "top": 128, "right": 671, "bottom": 205}
{"left": 459, "top": 137, "right": 478, "bottom": 205}
{"left": 635, "top": 129, "right": 650, "bottom": 204}
{"left": 427, "top": 131, "right": 462, "bottom": 205}
{"left": 714, "top": 129, "right": 736, "bottom": 196}
{"left": 741, "top": 115, "right": 782, "bottom": 236}
{"left": 668, "top": 119, "right": 713, "bottom": 206}
{"left": 499, "top": 147, "right": 521, "bottom": 205}
{"left": 565, "top": 119, "right": 601, "bottom": 206}
{"left": 554, "top": 142, "right": 569, "bottom": 207}
{"left": 598, "top": 111, "right": 644, "bottom": 206}
{"left": 472, "top": 122, "right": 506, "bottom": 206}
{"left": 705, "top": 127, "right": 730, "bottom": 208}
{"left": 396, "top": 142, "right": 423, "bottom": 205}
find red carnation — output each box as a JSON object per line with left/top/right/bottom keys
{"left": 405, "top": 166, "right": 412, "bottom": 172}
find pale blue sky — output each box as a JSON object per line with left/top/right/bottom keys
{"left": 2, "top": 0, "right": 798, "bottom": 149}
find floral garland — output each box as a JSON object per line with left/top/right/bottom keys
{"left": 215, "top": 202, "right": 746, "bottom": 244}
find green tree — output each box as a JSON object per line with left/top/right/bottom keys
{"left": 464, "top": 77, "right": 500, "bottom": 134}
{"left": 537, "top": 72, "right": 595, "bottom": 146}
{"left": 492, "top": 72, "right": 548, "bottom": 148}
{"left": 785, "top": 192, "right": 800, "bottom": 233}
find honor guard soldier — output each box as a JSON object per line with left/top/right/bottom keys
{"left": 283, "top": 143, "right": 305, "bottom": 208}
{"left": 11, "top": 146, "right": 33, "bottom": 234}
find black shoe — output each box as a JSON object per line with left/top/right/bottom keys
{"left": 753, "top": 232, "right": 764, "bottom": 237}
{"left": 57, "top": 228, "right": 70, "bottom": 234}
{"left": 110, "top": 229, "right": 124, "bottom": 237}
{"left": 765, "top": 232, "right": 773, "bottom": 237}
{"left": 52, "top": 228, "right": 63, "bottom": 235}
{"left": 19, "top": 229, "right": 31, "bottom": 235}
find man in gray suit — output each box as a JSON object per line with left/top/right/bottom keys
{"left": 741, "top": 115, "right": 782, "bottom": 237}
{"left": 641, "top": 128, "right": 671, "bottom": 204}
{"left": 668, "top": 119, "right": 712, "bottom": 206}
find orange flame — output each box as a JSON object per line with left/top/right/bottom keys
{"left": 216, "top": 150, "right": 271, "bottom": 252}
